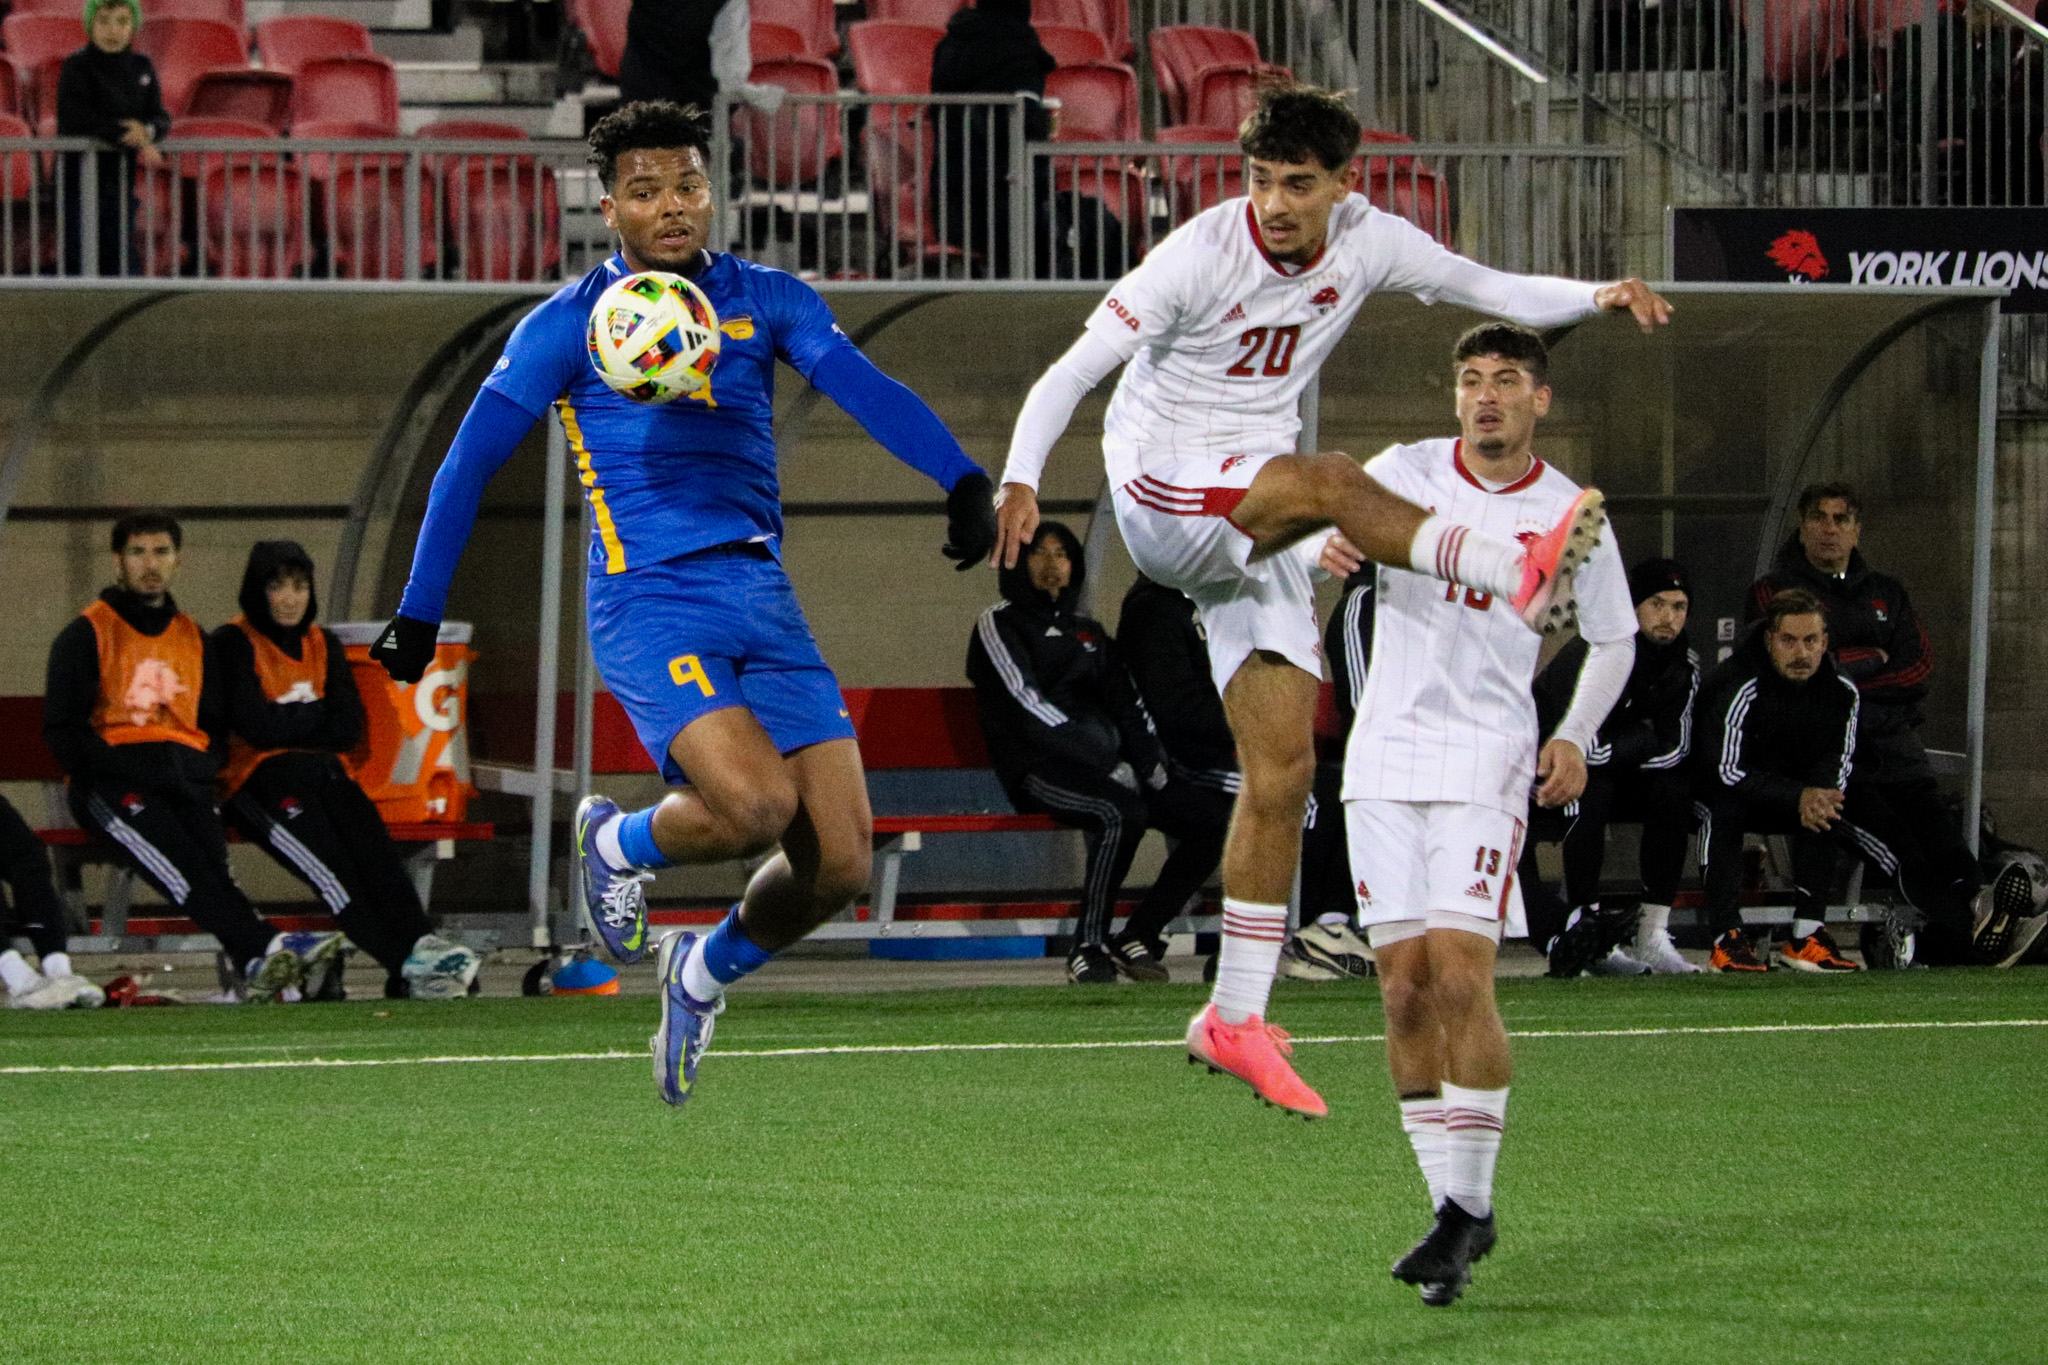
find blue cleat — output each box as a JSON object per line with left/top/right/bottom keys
{"left": 651, "top": 930, "right": 724, "bottom": 1107}
{"left": 273, "top": 931, "right": 347, "bottom": 1000}
{"left": 576, "top": 794, "right": 653, "bottom": 964}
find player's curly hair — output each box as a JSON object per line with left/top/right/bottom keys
{"left": 1238, "top": 83, "right": 1360, "bottom": 172}
{"left": 588, "top": 100, "right": 712, "bottom": 191}
{"left": 1453, "top": 323, "right": 1549, "bottom": 385}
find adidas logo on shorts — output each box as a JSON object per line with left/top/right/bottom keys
{"left": 1464, "top": 880, "right": 1492, "bottom": 901}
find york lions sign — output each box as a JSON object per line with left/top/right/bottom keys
{"left": 1670, "top": 208, "right": 2048, "bottom": 312}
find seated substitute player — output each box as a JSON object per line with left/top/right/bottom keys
{"left": 1321, "top": 324, "right": 1637, "bottom": 1305}
{"left": 44, "top": 512, "right": 326, "bottom": 1002}
{"left": 371, "top": 102, "right": 997, "bottom": 1105}
{"left": 996, "top": 83, "right": 1669, "bottom": 1118}
{"left": 1531, "top": 557, "right": 1702, "bottom": 977}
{"left": 0, "top": 790, "right": 103, "bottom": 1009}
{"left": 214, "top": 541, "right": 481, "bottom": 1000}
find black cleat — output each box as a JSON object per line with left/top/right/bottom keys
{"left": 1545, "top": 907, "right": 1603, "bottom": 978}
{"left": 1106, "top": 937, "right": 1171, "bottom": 983}
{"left": 1065, "top": 942, "right": 1119, "bottom": 984}
{"left": 1392, "top": 1199, "right": 1494, "bottom": 1305}
{"left": 1973, "top": 862, "right": 2036, "bottom": 963}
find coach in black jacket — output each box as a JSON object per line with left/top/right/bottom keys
{"left": 967, "top": 524, "right": 1223, "bottom": 983}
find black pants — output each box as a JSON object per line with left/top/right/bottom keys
{"left": 71, "top": 779, "right": 276, "bottom": 966}
{"left": 1518, "top": 805, "right": 1573, "bottom": 950}
{"left": 1015, "top": 762, "right": 1231, "bottom": 951}
{"left": 1561, "top": 766, "right": 1693, "bottom": 907}
{"left": 1843, "top": 776, "right": 1981, "bottom": 965}
{"left": 224, "top": 754, "right": 432, "bottom": 978}
{"left": 0, "top": 792, "right": 68, "bottom": 959}
{"left": 1297, "top": 762, "right": 1354, "bottom": 925}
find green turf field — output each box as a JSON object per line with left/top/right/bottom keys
{"left": 2, "top": 970, "right": 2044, "bottom": 1364}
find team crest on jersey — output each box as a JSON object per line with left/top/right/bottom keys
{"left": 1515, "top": 527, "right": 1541, "bottom": 546}
{"left": 1871, "top": 597, "right": 1889, "bottom": 621}
{"left": 1355, "top": 878, "right": 1372, "bottom": 905}
{"left": 1310, "top": 286, "right": 1341, "bottom": 313}
{"left": 1220, "top": 301, "right": 1246, "bottom": 324}
{"left": 719, "top": 316, "right": 756, "bottom": 340}
{"left": 1465, "top": 879, "right": 1493, "bottom": 901}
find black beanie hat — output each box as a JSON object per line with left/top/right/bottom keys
{"left": 1629, "top": 557, "right": 1690, "bottom": 606}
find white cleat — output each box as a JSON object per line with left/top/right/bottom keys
{"left": 1633, "top": 927, "right": 1704, "bottom": 975}
{"left": 8, "top": 973, "right": 98, "bottom": 1009}
{"left": 1587, "top": 945, "right": 1653, "bottom": 976}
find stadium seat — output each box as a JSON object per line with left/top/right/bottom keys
{"left": 2, "top": 15, "right": 85, "bottom": 78}
{"left": 294, "top": 117, "right": 432, "bottom": 279}
{"left": 1156, "top": 123, "right": 1242, "bottom": 218}
{"left": 750, "top": 21, "right": 809, "bottom": 62}
{"left": 863, "top": 110, "right": 968, "bottom": 277}
{"left": 292, "top": 52, "right": 399, "bottom": 134}
{"left": 145, "top": 0, "right": 248, "bottom": 30}
{"left": 0, "top": 111, "right": 33, "bottom": 201}
{"left": 1147, "top": 25, "right": 1262, "bottom": 126}
{"left": 417, "top": 120, "right": 560, "bottom": 281}
{"left": 166, "top": 112, "right": 273, "bottom": 177}
{"left": 254, "top": 15, "right": 373, "bottom": 75}
{"left": 1188, "top": 63, "right": 1292, "bottom": 129}
{"left": 26, "top": 56, "right": 62, "bottom": 137}
{"left": 576, "top": 0, "right": 627, "bottom": 76}
{"left": 740, "top": 55, "right": 843, "bottom": 185}
{"left": 133, "top": 16, "right": 250, "bottom": 115}
{"left": 1082, "top": 0, "right": 1132, "bottom": 61}
{"left": 755, "top": 0, "right": 838, "bottom": 58}
{"left": 847, "top": 20, "right": 942, "bottom": 94}
{"left": 1035, "top": 24, "right": 1109, "bottom": 67}
{"left": 197, "top": 158, "right": 303, "bottom": 277}
{"left": 1354, "top": 131, "right": 1451, "bottom": 245}
{"left": 3, "top": 0, "right": 82, "bottom": 13}
{"left": 0, "top": 60, "right": 18, "bottom": 121}
{"left": 1044, "top": 62, "right": 1137, "bottom": 142}
{"left": 0, "top": 110, "right": 52, "bottom": 274}
{"left": 869, "top": 0, "right": 968, "bottom": 25}
{"left": 1032, "top": 0, "right": 1127, "bottom": 58}
{"left": 1746, "top": 0, "right": 1853, "bottom": 86}
{"left": 184, "top": 67, "right": 291, "bottom": 130}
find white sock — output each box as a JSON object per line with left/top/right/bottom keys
{"left": 1211, "top": 898, "right": 1287, "bottom": 1023}
{"left": 1315, "top": 912, "right": 1349, "bottom": 928}
{"left": 1399, "top": 1096, "right": 1449, "bottom": 1209}
{"left": 1408, "top": 516, "right": 1524, "bottom": 600}
{"left": 1637, "top": 904, "right": 1671, "bottom": 941}
{"left": 1442, "top": 1082, "right": 1509, "bottom": 1218}
{"left": 41, "top": 951, "right": 72, "bottom": 981}
{"left": 1793, "top": 917, "right": 1823, "bottom": 940}
{"left": 594, "top": 815, "right": 630, "bottom": 872}
{"left": 680, "top": 935, "right": 724, "bottom": 1002}
{"left": 0, "top": 949, "right": 37, "bottom": 994}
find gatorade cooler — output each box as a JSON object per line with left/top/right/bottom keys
{"left": 332, "top": 622, "right": 476, "bottom": 823}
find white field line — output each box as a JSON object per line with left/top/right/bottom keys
{"left": 0, "top": 1017, "right": 2043, "bottom": 1077}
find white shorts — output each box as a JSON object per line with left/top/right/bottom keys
{"left": 1112, "top": 451, "right": 1321, "bottom": 694}
{"left": 1345, "top": 799, "right": 1526, "bottom": 945}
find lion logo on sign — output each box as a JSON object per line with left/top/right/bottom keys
{"left": 1767, "top": 229, "right": 1829, "bottom": 281}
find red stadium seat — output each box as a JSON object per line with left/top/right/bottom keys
{"left": 294, "top": 117, "right": 432, "bottom": 279}
{"left": 869, "top": 0, "right": 968, "bottom": 25}
{"left": 26, "top": 56, "right": 62, "bottom": 137}
{"left": 2, "top": 15, "right": 85, "bottom": 75}
{"left": 1035, "top": 24, "right": 1108, "bottom": 66}
{"left": 145, "top": 0, "right": 247, "bottom": 30}
{"left": 1189, "top": 64, "right": 1284, "bottom": 129}
{"left": 1044, "top": 61, "right": 1136, "bottom": 141}
{"left": 0, "top": 112, "right": 33, "bottom": 200}
{"left": 1353, "top": 131, "right": 1450, "bottom": 244}
{"left": 750, "top": 21, "right": 808, "bottom": 62}
{"left": 417, "top": 119, "right": 560, "bottom": 282}
{"left": 166, "top": 112, "right": 273, "bottom": 177}
{"left": 1747, "top": 0, "right": 1853, "bottom": 86}
{"left": 1147, "top": 25, "right": 1261, "bottom": 126}
{"left": 1156, "top": 123, "right": 1241, "bottom": 219}
{"left": 755, "top": 0, "right": 838, "bottom": 58}
{"left": 197, "top": 158, "right": 303, "bottom": 276}
{"left": 1032, "top": 0, "right": 1124, "bottom": 57}
{"left": 740, "top": 55, "right": 843, "bottom": 185}
{"left": 292, "top": 52, "right": 398, "bottom": 134}
{"left": 0, "top": 110, "right": 52, "bottom": 274}
{"left": 0, "top": 60, "right": 18, "bottom": 120}
{"left": 1082, "top": 0, "right": 1131, "bottom": 61}
{"left": 4, "top": 0, "right": 83, "bottom": 13}
{"left": 863, "top": 109, "right": 968, "bottom": 276}
{"left": 576, "top": 0, "right": 627, "bottom": 76}
{"left": 133, "top": 16, "right": 249, "bottom": 115}
{"left": 415, "top": 118, "right": 529, "bottom": 142}
{"left": 184, "top": 67, "right": 290, "bottom": 130}
{"left": 254, "top": 15, "right": 372, "bottom": 75}
{"left": 847, "top": 20, "right": 942, "bottom": 94}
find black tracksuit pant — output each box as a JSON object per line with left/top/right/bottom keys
{"left": 224, "top": 753, "right": 432, "bottom": 978}
{"left": 70, "top": 779, "right": 277, "bottom": 966}
{"left": 1297, "top": 761, "right": 1353, "bottom": 925}
{"left": 0, "top": 793, "right": 68, "bottom": 959}
{"left": 1842, "top": 776, "right": 1980, "bottom": 964}
{"left": 1562, "top": 766, "right": 1693, "bottom": 908}
{"left": 1013, "top": 761, "right": 1231, "bottom": 951}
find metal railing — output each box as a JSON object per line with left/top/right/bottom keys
{"left": 0, "top": 135, "right": 612, "bottom": 282}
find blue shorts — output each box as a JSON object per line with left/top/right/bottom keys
{"left": 586, "top": 542, "right": 854, "bottom": 783}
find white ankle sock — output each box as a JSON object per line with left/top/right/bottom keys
{"left": 1442, "top": 1082, "right": 1510, "bottom": 1218}
{"left": 1793, "top": 917, "right": 1824, "bottom": 940}
{"left": 1211, "top": 898, "right": 1287, "bottom": 1023}
{"left": 0, "top": 949, "right": 37, "bottom": 994}
{"left": 41, "top": 951, "right": 72, "bottom": 981}
{"left": 1408, "top": 516, "right": 1524, "bottom": 600}
{"left": 594, "top": 815, "right": 629, "bottom": 872}
{"left": 1399, "top": 1096, "right": 1449, "bottom": 1209}
{"left": 1637, "top": 904, "right": 1671, "bottom": 940}
{"left": 680, "top": 935, "right": 724, "bottom": 1002}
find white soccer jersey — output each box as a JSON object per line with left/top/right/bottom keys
{"left": 1077, "top": 196, "right": 1601, "bottom": 488}
{"left": 1341, "top": 438, "right": 1637, "bottom": 815}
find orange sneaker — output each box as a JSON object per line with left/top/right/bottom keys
{"left": 1511, "top": 488, "right": 1606, "bottom": 635}
{"left": 1185, "top": 1004, "right": 1328, "bottom": 1119}
{"left": 1709, "top": 928, "right": 1768, "bottom": 973}
{"left": 1776, "top": 927, "right": 1862, "bottom": 973}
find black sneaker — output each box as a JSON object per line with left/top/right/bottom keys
{"left": 1544, "top": 908, "right": 1603, "bottom": 979}
{"left": 1391, "top": 1199, "right": 1494, "bottom": 1306}
{"left": 1066, "top": 942, "right": 1119, "bottom": 985}
{"left": 1106, "top": 938, "right": 1170, "bottom": 983}
{"left": 1859, "top": 906, "right": 1920, "bottom": 971}
{"left": 1973, "top": 862, "right": 2036, "bottom": 962}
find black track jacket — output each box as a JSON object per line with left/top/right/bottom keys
{"left": 1693, "top": 626, "right": 1859, "bottom": 814}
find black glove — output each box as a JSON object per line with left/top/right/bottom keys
{"left": 371, "top": 615, "right": 440, "bottom": 685}
{"left": 941, "top": 471, "right": 997, "bottom": 572}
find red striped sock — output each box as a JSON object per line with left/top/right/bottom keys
{"left": 1212, "top": 898, "right": 1288, "bottom": 1023}
{"left": 1442, "top": 1081, "right": 1510, "bottom": 1217}
{"left": 1407, "top": 515, "right": 1524, "bottom": 601}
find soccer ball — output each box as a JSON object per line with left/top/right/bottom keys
{"left": 586, "top": 271, "right": 721, "bottom": 403}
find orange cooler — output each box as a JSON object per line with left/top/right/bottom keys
{"left": 332, "top": 621, "right": 476, "bottom": 823}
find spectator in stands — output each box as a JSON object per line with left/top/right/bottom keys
{"left": 43, "top": 512, "right": 328, "bottom": 1003}
{"left": 1748, "top": 483, "right": 2011, "bottom": 964}
{"left": 930, "top": 0, "right": 1126, "bottom": 280}
{"left": 966, "top": 523, "right": 1184, "bottom": 983}
{"left": 1527, "top": 557, "right": 1703, "bottom": 976}
{"left": 56, "top": 0, "right": 168, "bottom": 277}
{"left": 1112, "top": 573, "right": 1234, "bottom": 976}
{"left": 0, "top": 793, "right": 102, "bottom": 1009}
{"left": 619, "top": 0, "right": 783, "bottom": 117}
{"left": 212, "top": 541, "right": 482, "bottom": 1000}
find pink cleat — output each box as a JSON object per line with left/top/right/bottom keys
{"left": 1186, "top": 1004, "right": 1328, "bottom": 1119}
{"left": 1511, "top": 488, "right": 1606, "bottom": 636}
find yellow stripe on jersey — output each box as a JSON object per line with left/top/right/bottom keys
{"left": 557, "top": 397, "right": 627, "bottom": 574}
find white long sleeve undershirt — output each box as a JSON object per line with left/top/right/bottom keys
{"left": 1000, "top": 330, "right": 1129, "bottom": 491}
{"left": 1551, "top": 635, "right": 1636, "bottom": 757}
